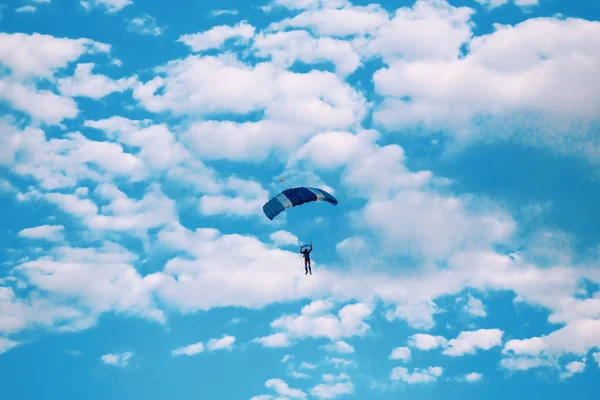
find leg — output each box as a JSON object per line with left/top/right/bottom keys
{"left": 305, "top": 259, "right": 309, "bottom": 274}
{"left": 308, "top": 260, "right": 312, "bottom": 275}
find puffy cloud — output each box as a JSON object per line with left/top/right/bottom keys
{"left": 465, "top": 372, "right": 482, "bottom": 382}
{"left": 254, "top": 333, "right": 291, "bottom": 348}
{"left": 503, "top": 319, "right": 600, "bottom": 359}
{"left": 356, "top": 0, "right": 474, "bottom": 63}
{"left": 323, "top": 340, "right": 355, "bottom": 354}
{"left": 391, "top": 366, "right": 443, "bottom": 384}
{"left": 408, "top": 334, "right": 448, "bottom": 350}
{"left": 84, "top": 117, "right": 189, "bottom": 171}
{"left": 373, "top": 15, "right": 600, "bottom": 161}
{"left": 14, "top": 243, "right": 165, "bottom": 328}
{"left": 265, "top": 378, "right": 307, "bottom": 400}
{"left": 207, "top": 335, "right": 236, "bottom": 351}
{"left": 0, "top": 80, "right": 78, "bottom": 124}
{"left": 101, "top": 351, "right": 133, "bottom": 367}
{"left": 560, "top": 360, "right": 586, "bottom": 379}
{"left": 270, "top": 230, "right": 300, "bottom": 247}
{"left": 361, "top": 190, "right": 516, "bottom": 261}
{"left": 45, "top": 184, "right": 177, "bottom": 239}
{"left": 18, "top": 225, "right": 65, "bottom": 242}
{"left": 464, "top": 294, "right": 487, "bottom": 317}
{"left": 253, "top": 30, "right": 361, "bottom": 76}
{"left": 0, "top": 32, "right": 110, "bottom": 79}
{"left": 269, "top": 4, "right": 388, "bottom": 37}
{"left": 57, "top": 63, "right": 134, "bottom": 99}
{"left": 310, "top": 373, "right": 354, "bottom": 399}
{"left": 443, "top": 329, "right": 504, "bottom": 356}
{"left": 198, "top": 177, "right": 269, "bottom": 218}
{"left": 136, "top": 55, "right": 366, "bottom": 161}
{"left": 0, "top": 122, "right": 145, "bottom": 189}
{"left": 172, "top": 342, "right": 204, "bottom": 356}
{"left": 267, "top": 302, "right": 372, "bottom": 342}
{"left": 178, "top": 21, "right": 255, "bottom": 52}
{"left": 389, "top": 346, "right": 411, "bottom": 362}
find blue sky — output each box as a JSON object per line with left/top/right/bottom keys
{"left": 1, "top": 0, "right": 599, "bottom": 399}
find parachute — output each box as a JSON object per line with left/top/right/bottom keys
{"left": 262, "top": 186, "right": 338, "bottom": 220}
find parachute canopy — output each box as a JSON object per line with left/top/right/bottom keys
{"left": 263, "top": 187, "right": 338, "bottom": 220}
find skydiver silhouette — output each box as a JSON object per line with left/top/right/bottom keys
{"left": 300, "top": 243, "right": 313, "bottom": 275}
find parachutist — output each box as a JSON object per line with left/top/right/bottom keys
{"left": 300, "top": 243, "right": 313, "bottom": 275}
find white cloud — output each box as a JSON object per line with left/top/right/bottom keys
{"left": 389, "top": 346, "right": 411, "bottom": 362}
{"left": 210, "top": 9, "right": 239, "bottom": 17}
{"left": 301, "top": 299, "right": 335, "bottom": 316}
{"left": 465, "top": 372, "right": 482, "bottom": 382}
{"left": 263, "top": 0, "right": 349, "bottom": 12}
{"left": 0, "top": 32, "right": 110, "bottom": 79}
{"left": 0, "top": 337, "right": 19, "bottom": 354}
{"left": 254, "top": 333, "right": 291, "bottom": 348}
{"left": 325, "top": 357, "right": 355, "bottom": 368}
{"left": 290, "top": 370, "right": 311, "bottom": 379}
{"left": 253, "top": 30, "right": 361, "bottom": 77}
{"left": 356, "top": 0, "right": 474, "bottom": 63}
{"left": 594, "top": 352, "right": 600, "bottom": 366}
{"left": 323, "top": 340, "right": 355, "bottom": 354}
{"left": 464, "top": 294, "right": 487, "bottom": 317}
{"left": 408, "top": 333, "right": 448, "bottom": 350}
{"left": 101, "top": 351, "right": 133, "bottom": 367}
{"left": 265, "top": 378, "right": 307, "bottom": 400}
{"left": 198, "top": 177, "right": 269, "bottom": 218}
{"left": 474, "top": 0, "right": 509, "bottom": 9}
{"left": 45, "top": 184, "right": 176, "bottom": 240}
{"left": 361, "top": 190, "right": 516, "bottom": 261}
{"left": 127, "top": 14, "right": 164, "bottom": 36}
{"left": 500, "top": 356, "right": 553, "bottom": 371}
{"left": 502, "top": 319, "right": 600, "bottom": 359}
{"left": 172, "top": 342, "right": 204, "bottom": 356}
{"left": 391, "top": 366, "right": 443, "bottom": 384}
{"left": 18, "top": 225, "right": 65, "bottom": 242}
{"left": 514, "top": 0, "right": 539, "bottom": 7}
{"left": 0, "top": 80, "right": 78, "bottom": 124}
{"left": 58, "top": 63, "right": 134, "bottom": 99}
{"left": 136, "top": 55, "right": 367, "bottom": 161}
{"left": 310, "top": 373, "right": 353, "bottom": 399}
{"left": 300, "top": 361, "right": 317, "bottom": 370}
{"left": 270, "top": 230, "right": 299, "bottom": 247}
{"left": 269, "top": 4, "right": 388, "bottom": 37}
{"left": 178, "top": 21, "right": 255, "bottom": 52}
{"left": 560, "top": 360, "right": 586, "bottom": 379}
{"left": 372, "top": 15, "right": 600, "bottom": 161}
{"left": 207, "top": 335, "right": 236, "bottom": 351}
{"left": 0, "top": 122, "right": 145, "bottom": 189}
{"left": 83, "top": 117, "right": 189, "bottom": 171}
{"left": 80, "top": 0, "right": 132, "bottom": 14}
{"left": 16, "top": 6, "right": 37, "bottom": 13}
{"left": 443, "top": 329, "right": 504, "bottom": 356}
{"left": 15, "top": 243, "right": 165, "bottom": 327}
{"left": 385, "top": 300, "right": 440, "bottom": 330}
{"left": 266, "top": 302, "right": 372, "bottom": 342}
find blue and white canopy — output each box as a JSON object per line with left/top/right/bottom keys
{"left": 262, "top": 187, "right": 338, "bottom": 220}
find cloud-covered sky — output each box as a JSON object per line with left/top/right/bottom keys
{"left": 1, "top": 0, "right": 599, "bottom": 399}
